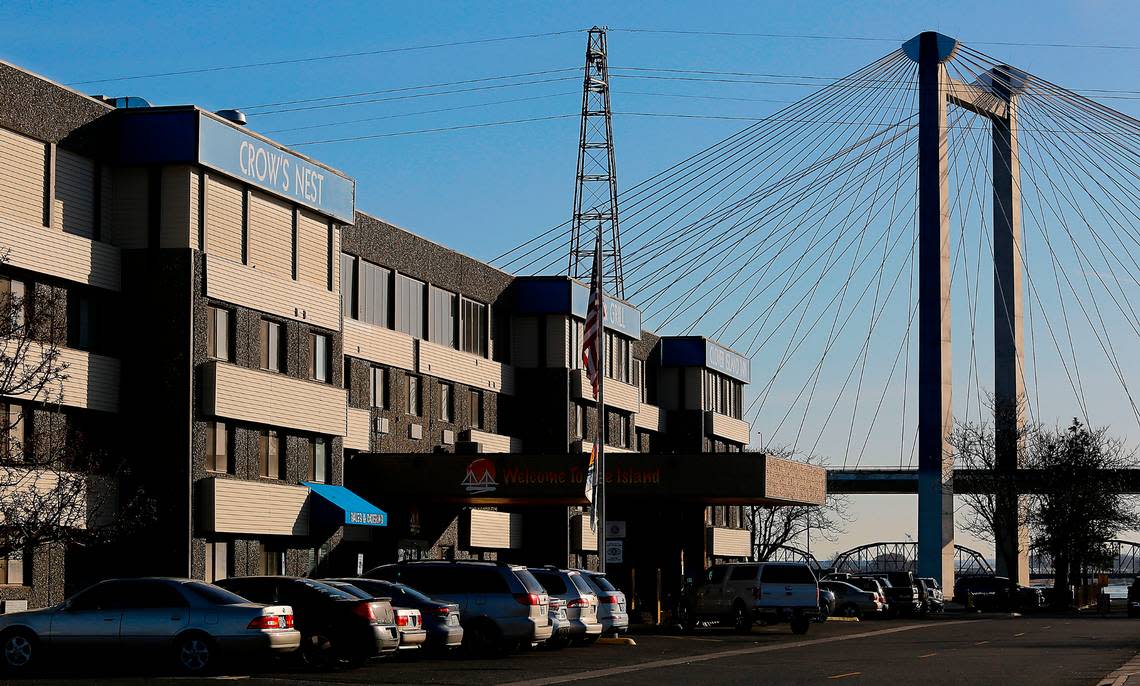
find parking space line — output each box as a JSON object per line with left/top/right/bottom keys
{"left": 975, "top": 640, "right": 991, "bottom": 645}
{"left": 652, "top": 634, "right": 725, "bottom": 642}
{"left": 1014, "top": 632, "right": 1026, "bottom": 637}
{"left": 502, "top": 620, "right": 974, "bottom": 686}
{"left": 918, "top": 652, "right": 937, "bottom": 658}
{"left": 828, "top": 672, "right": 861, "bottom": 680}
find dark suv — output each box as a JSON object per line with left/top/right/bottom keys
{"left": 366, "top": 561, "right": 552, "bottom": 655}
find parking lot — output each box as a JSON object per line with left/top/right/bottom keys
{"left": 12, "top": 614, "right": 1140, "bottom": 685}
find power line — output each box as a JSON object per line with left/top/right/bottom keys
{"left": 609, "top": 26, "right": 1140, "bottom": 51}
{"left": 286, "top": 114, "right": 577, "bottom": 146}
{"left": 67, "top": 29, "right": 586, "bottom": 85}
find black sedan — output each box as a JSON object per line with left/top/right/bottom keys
{"left": 217, "top": 576, "right": 398, "bottom": 668}
{"left": 323, "top": 577, "right": 463, "bottom": 652}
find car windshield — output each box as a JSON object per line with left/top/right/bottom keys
{"left": 515, "top": 569, "right": 547, "bottom": 595}
{"left": 296, "top": 579, "right": 358, "bottom": 600}
{"left": 570, "top": 574, "right": 594, "bottom": 596}
{"left": 530, "top": 570, "right": 568, "bottom": 595}
{"left": 183, "top": 581, "right": 250, "bottom": 606}
{"left": 587, "top": 574, "right": 618, "bottom": 593}
{"left": 327, "top": 582, "right": 373, "bottom": 600}
{"left": 760, "top": 564, "right": 816, "bottom": 584}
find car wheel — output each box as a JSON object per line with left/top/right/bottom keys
{"left": 174, "top": 633, "right": 214, "bottom": 674}
{"left": 677, "top": 603, "right": 697, "bottom": 632}
{"left": 732, "top": 602, "right": 752, "bottom": 634}
{"left": 300, "top": 633, "right": 336, "bottom": 670}
{"left": 1, "top": 630, "right": 36, "bottom": 674}
{"left": 790, "top": 615, "right": 811, "bottom": 635}
{"left": 462, "top": 620, "right": 505, "bottom": 657}
{"left": 840, "top": 603, "right": 862, "bottom": 619}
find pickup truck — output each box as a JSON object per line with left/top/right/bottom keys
{"left": 678, "top": 562, "right": 819, "bottom": 634}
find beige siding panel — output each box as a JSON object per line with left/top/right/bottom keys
{"left": 343, "top": 319, "right": 414, "bottom": 371}
{"left": 205, "top": 254, "right": 340, "bottom": 331}
{"left": 203, "top": 360, "right": 347, "bottom": 436}
{"left": 466, "top": 509, "right": 521, "bottom": 549}
{"left": 330, "top": 225, "right": 340, "bottom": 293}
{"left": 706, "top": 411, "right": 750, "bottom": 445}
{"left": 0, "top": 215, "right": 120, "bottom": 290}
{"left": 205, "top": 176, "right": 243, "bottom": 262}
{"left": 345, "top": 407, "right": 370, "bottom": 451}
{"left": 571, "top": 369, "right": 638, "bottom": 413}
{"left": 460, "top": 429, "right": 520, "bottom": 453}
{"left": 110, "top": 167, "right": 148, "bottom": 249}
{"left": 579, "top": 440, "right": 634, "bottom": 454}
{"left": 296, "top": 209, "right": 328, "bottom": 289}
{"left": 248, "top": 191, "right": 292, "bottom": 279}
{"left": 189, "top": 170, "right": 200, "bottom": 249}
{"left": 53, "top": 149, "right": 95, "bottom": 238}
{"left": 159, "top": 166, "right": 194, "bottom": 248}
{"left": 0, "top": 469, "right": 85, "bottom": 528}
{"left": 0, "top": 343, "right": 120, "bottom": 412}
{"left": 203, "top": 477, "right": 310, "bottom": 536}
{"left": 708, "top": 526, "right": 751, "bottom": 557}
{"left": 419, "top": 340, "right": 514, "bottom": 395}
{"left": 545, "top": 316, "right": 568, "bottom": 368}
{"left": 0, "top": 127, "right": 46, "bottom": 227}
{"left": 570, "top": 514, "right": 598, "bottom": 552}
{"left": 634, "top": 403, "right": 665, "bottom": 433}
{"left": 511, "top": 316, "right": 538, "bottom": 368}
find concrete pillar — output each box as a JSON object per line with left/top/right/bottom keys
{"left": 912, "top": 31, "right": 956, "bottom": 594}
{"left": 991, "top": 68, "right": 1031, "bottom": 584}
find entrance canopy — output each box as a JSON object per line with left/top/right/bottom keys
{"left": 304, "top": 481, "right": 388, "bottom": 527}
{"left": 348, "top": 452, "right": 825, "bottom": 507}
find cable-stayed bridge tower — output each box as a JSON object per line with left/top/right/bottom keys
{"left": 567, "top": 26, "right": 625, "bottom": 298}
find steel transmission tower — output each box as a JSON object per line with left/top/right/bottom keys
{"left": 568, "top": 27, "right": 625, "bottom": 298}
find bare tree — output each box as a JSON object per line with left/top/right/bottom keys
{"left": 948, "top": 395, "right": 1034, "bottom": 576}
{"left": 0, "top": 264, "right": 150, "bottom": 566}
{"left": 746, "top": 448, "right": 851, "bottom": 562}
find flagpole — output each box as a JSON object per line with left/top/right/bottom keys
{"left": 596, "top": 223, "right": 607, "bottom": 575}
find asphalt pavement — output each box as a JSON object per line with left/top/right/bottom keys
{"left": 7, "top": 614, "right": 1140, "bottom": 685}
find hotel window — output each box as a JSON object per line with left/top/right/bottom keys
{"left": 460, "top": 297, "right": 487, "bottom": 357}
{"left": 68, "top": 290, "right": 97, "bottom": 351}
{"left": 308, "top": 437, "right": 329, "bottom": 483}
{"left": 429, "top": 286, "right": 457, "bottom": 348}
{"left": 575, "top": 404, "right": 584, "bottom": 439}
{"left": 0, "top": 548, "right": 25, "bottom": 585}
{"left": 395, "top": 273, "right": 426, "bottom": 339}
{"left": 258, "top": 429, "right": 283, "bottom": 479}
{"left": 569, "top": 319, "right": 583, "bottom": 370}
{"left": 369, "top": 366, "right": 387, "bottom": 409}
{"left": 207, "top": 306, "right": 232, "bottom": 361}
{"left": 635, "top": 360, "right": 646, "bottom": 402}
{"left": 407, "top": 376, "right": 422, "bottom": 416}
{"left": 359, "top": 260, "right": 391, "bottom": 327}
{"left": 260, "top": 319, "right": 284, "bottom": 373}
{"left": 259, "top": 543, "right": 285, "bottom": 576}
{"left": 440, "top": 383, "right": 453, "bottom": 422}
{"left": 604, "top": 333, "right": 630, "bottom": 383}
{"left": 309, "top": 333, "right": 330, "bottom": 383}
{"left": 204, "top": 540, "right": 229, "bottom": 583}
{"left": 0, "top": 277, "right": 29, "bottom": 335}
{"left": 205, "top": 421, "right": 229, "bottom": 473}
{"left": 340, "top": 253, "right": 357, "bottom": 318}
{"left": 614, "top": 411, "right": 630, "bottom": 448}
{"left": 469, "top": 389, "right": 483, "bottom": 429}
{"left": 0, "top": 403, "right": 25, "bottom": 462}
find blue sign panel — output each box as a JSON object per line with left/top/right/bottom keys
{"left": 199, "top": 116, "right": 355, "bottom": 223}
{"left": 660, "top": 337, "right": 751, "bottom": 383}
{"left": 570, "top": 282, "right": 642, "bottom": 338}
{"left": 705, "top": 339, "right": 751, "bottom": 383}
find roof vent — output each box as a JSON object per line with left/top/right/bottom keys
{"left": 215, "top": 109, "right": 247, "bottom": 126}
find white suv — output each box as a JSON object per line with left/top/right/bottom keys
{"left": 679, "top": 562, "right": 819, "bottom": 634}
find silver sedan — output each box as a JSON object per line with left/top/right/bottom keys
{"left": 0, "top": 577, "right": 300, "bottom": 675}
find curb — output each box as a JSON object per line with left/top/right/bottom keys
{"left": 597, "top": 636, "right": 638, "bottom": 646}
{"left": 826, "top": 616, "right": 861, "bottom": 622}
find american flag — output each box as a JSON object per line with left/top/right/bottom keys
{"left": 582, "top": 234, "right": 605, "bottom": 399}
{"left": 585, "top": 442, "right": 598, "bottom": 531}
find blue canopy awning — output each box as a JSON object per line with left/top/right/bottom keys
{"left": 304, "top": 482, "right": 388, "bottom": 527}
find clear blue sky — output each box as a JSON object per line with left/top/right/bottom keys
{"left": 3, "top": 0, "right": 1138, "bottom": 558}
